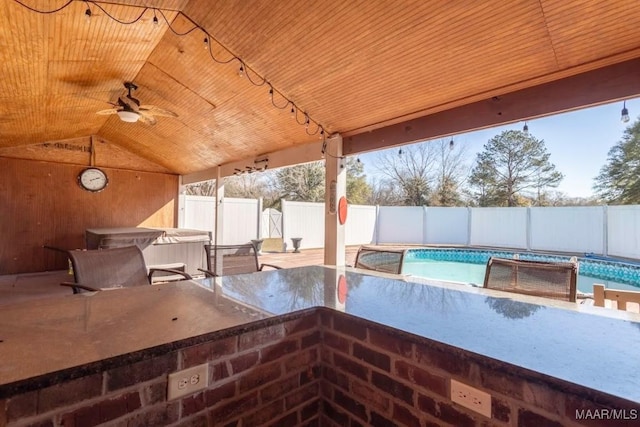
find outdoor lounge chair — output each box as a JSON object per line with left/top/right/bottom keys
{"left": 199, "top": 243, "right": 282, "bottom": 277}
{"left": 483, "top": 257, "right": 578, "bottom": 302}
{"left": 60, "top": 245, "right": 192, "bottom": 294}
{"left": 354, "top": 246, "right": 407, "bottom": 274}
{"left": 593, "top": 284, "right": 640, "bottom": 312}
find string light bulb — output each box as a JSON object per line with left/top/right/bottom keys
{"left": 152, "top": 9, "right": 159, "bottom": 25}
{"left": 621, "top": 101, "right": 630, "bottom": 123}
{"left": 203, "top": 37, "right": 209, "bottom": 50}
{"left": 523, "top": 122, "right": 529, "bottom": 134}
{"left": 398, "top": 148, "right": 403, "bottom": 156}
{"left": 304, "top": 114, "right": 310, "bottom": 128}
{"left": 238, "top": 64, "right": 244, "bottom": 78}
{"left": 449, "top": 139, "right": 454, "bottom": 150}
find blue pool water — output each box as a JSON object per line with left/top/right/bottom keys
{"left": 403, "top": 249, "right": 640, "bottom": 294}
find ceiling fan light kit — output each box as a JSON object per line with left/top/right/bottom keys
{"left": 117, "top": 110, "right": 140, "bottom": 122}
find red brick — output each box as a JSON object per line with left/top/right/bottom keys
{"left": 324, "top": 331, "right": 350, "bottom": 354}
{"left": 122, "top": 402, "right": 179, "bottom": 427}
{"left": 323, "top": 366, "right": 349, "bottom": 390}
{"left": 371, "top": 371, "right": 414, "bottom": 405}
{"left": 177, "top": 414, "right": 208, "bottom": 427}
{"left": 301, "top": 399, "right": 320, "bottom": 421}
{"left": 229, "top": 350, "right": 259, "bottom": 374}
{"left": 480, "top": 368, "right": 524, "bottom": 400}
{"left": 209, "top": 391, "right": 258, "bottom": 423}
{"left": 238, "top": 325, "right": 285, "bottom": 351}
{"left": 392, "top": 402, "right": 421, "bottom": 427}
{"left": 142, "top": 381, "right": 167, "bottom": 405}
{"left": 241, "top": 399, "right": 284, "bottom": 426}
{"left": 181, "top": 337, "right": 237, "bottom": 367}
{"left": 283, "top": 314, "right": 318, "bottom": 334}
{"left": 518, "top": 409, "right": 563, "bottom": 427}
{"left": 268, "top": 411, "right": 298, "bottom": 427}
{"left": 301, "top": 330, "right": 321, "bottom": 349}
{"left": 417, "top": 393, "right": 436, "bottom": 415}
{"left": 60, "top": 391, "right": 141, "bottom": 427}
{"left": 286, "top": 382, "right": 319, "bottom": 410}
{"left": 300, "top": 417, "right": 320, "bottom": 427}
{"left": 106, "top": 355, "right": 176, "bottom": 391}
{"left": 238, "top": 362, "right": 282, "bottom": 393}
{"left": 319, "top": 310, "right": 332, "bottom": 328}
{"left": 182, "top": 392, "right": 205, "bottom": 417}
{"left": 333, "top": 353, "right": 369, "bottom": 381}
{"left": 323, "top": 401, "right": 350, "bottom": 426}
{"left": 395, "top": 360, "right": 447, "bottom": 397}
{"left": 414, "top": 343, "right": 472, "bottom": 379}
{"left": 204, "top": 381, "right": 236, "bottom": 406}
{"left": 353, "top": 342, "right": 391, "bottom": 372}
{"left": 334, "top": 388, "right": 368, "bottom": 421}
{"left": 6, "top": 391, "right": 37, "bottom": 422}
{"left": 437, "top": 401, "right": 476, "bottom": 427}
{"left": 212, "top": 361, "right": 230, "bottom": 381}
{"left": 333, "top": 315, "right": 367, "bottom": 340}
{"left": 522, "top": 381, "right": 565, "bottom": 416}
{"left": 300, "top": 364, "right": 320, "bottom": 384}
{"left": 261, "top": 339, "right": 299, "bottom": 363}
{"left": 492, "top": 397, "right": 511, "bottom": 423}
{"left": 370, "top": 411, "right": 396, "bottom": 427}
{"left": 261, "top": 374, "right": 299, "bottom": 403}
{"left": 351, "top": 379, "right": 390, "bottom": 413}
{"left": 38, "top": 374, "right": 102, "bottom": 413}
{"left": 369, "top": 328, "right": 413, "bottom": 357}
{"left": 284, "top": 348, "right": 318, "bottom": 372}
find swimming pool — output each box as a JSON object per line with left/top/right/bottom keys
{"left": 402, "top": 249, "right": 640, "bottom": 294}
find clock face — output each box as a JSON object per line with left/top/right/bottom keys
{"left": 78, "top": 168, "right": 108, "bottom": 192}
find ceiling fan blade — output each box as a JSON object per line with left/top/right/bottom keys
{"left": 96, "top": 108, "right": 120, "bottom": 115}
{"left": 140, "top": 105, "right": 178, "bottom": 118}
{"left": 138, "top": 111, "right": 157, "bottom": 125}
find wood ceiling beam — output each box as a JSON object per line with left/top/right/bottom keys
{"left": 343, "top": 58, "right": 640, "bottom": 156}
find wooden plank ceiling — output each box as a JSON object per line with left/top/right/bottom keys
{"left": 1, "top": 0, "right": 640, "bottom": 175}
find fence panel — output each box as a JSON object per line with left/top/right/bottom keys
{"left": 222, "top": 198, "right": 259, "bottom": 244}
{"left": 425, "top": 207, "right": 469, "bottom": 244}
{"left": 183, "top": 195, "right": 216, "bottom": 233}
{"left": 282, "top": 200, "right": 325, "bottom": 250}
{"left": 530, "top": 206, "right": 604, "bottom": 254}
{"left": 608, "top": 206, "right": 640, "bottom": 259}
{"left": 345, "top": 205, "right": 377, "bottom": 245}
{"left": 470, "top": 207, "right": 528, "bottom": 249}
{"left": 377, "top": 206, "right": 425, "bottom": 244}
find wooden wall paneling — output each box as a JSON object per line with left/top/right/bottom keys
{"left": 0, "top": 157, "right": 178, "bottom": 274}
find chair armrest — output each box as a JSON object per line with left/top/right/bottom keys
{"left": 197, "top": 268, "right": 217, "bottom": 278}
{"left": 259, "top": 263, "right": 282, "bottom": 270}
{"left": 148, "top": 268, "right": 192, "bottom": 282}
{"left": 60, "top": 282, "right": 100, "bottom": 294}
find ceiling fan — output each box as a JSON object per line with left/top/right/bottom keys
{"left": 96, "top": 82, "right": 178, "bottom": 125}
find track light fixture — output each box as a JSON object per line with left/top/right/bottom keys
{"left": 621, "top": 101, "right": 630, "bottom": 123}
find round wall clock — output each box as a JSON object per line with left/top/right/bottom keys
{"left": 78, "top": 167, "right": 109, "bottom": 192}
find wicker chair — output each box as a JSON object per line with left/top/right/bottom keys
{"left": 483, "top": 257, "right": 578, "bottom": 302}
{"left": 593, "top": 284, "right": 640, "bottom": 312}
{"left": 199, "top": 243, "right": 281, "bottom": 277}
{"left": 354, "top": 246, "right": 407, "bottom": 274}
{"left": 60, "top": 245, "right": 192, "bottom": 294}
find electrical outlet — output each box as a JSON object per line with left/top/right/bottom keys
{"left": 450, "top": 379, "right": 491, "bottom": 418}
{"left": 167, "top": 363, "right": 209, "bottom": 400}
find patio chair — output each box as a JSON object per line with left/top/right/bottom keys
{"left": 199, "top": 243, "right": 282, "bottom": 277}
{"left": 354, "top": 246, "right": 407, "bottom": 274}
{"left": 593, "top": 284, "right": 640, "bottom": 312}
{"left": 60, "top": 246, "right": 192, "bottom": 294}
{"left": 483, "top": 257, "right": 578, "bottom": 302}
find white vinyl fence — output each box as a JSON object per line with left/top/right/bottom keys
{"left": 182, "top": 195, "right": 640, "bottom": 260}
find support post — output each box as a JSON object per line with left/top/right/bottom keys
{"left": 214, "top": 167, "right": 225, "bottom": 247}
{"left": 324, "top": 134, "right": 346, "bottom": 266}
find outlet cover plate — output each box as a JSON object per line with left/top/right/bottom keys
{"left": 168, "top": 363, "right": 209, "bottom": 400}
{"left": 450, "top": 379, "right": 491, "bottom": 418}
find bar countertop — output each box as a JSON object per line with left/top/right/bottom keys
{"left": 1, "top": 266, "right": 639, "bottom": 403}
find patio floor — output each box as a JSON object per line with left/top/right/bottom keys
{"left": 0, "top": 246, "right": 361, "bottom": 306}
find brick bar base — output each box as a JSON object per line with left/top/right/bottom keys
{"left": 1, "top": 309, "right": 637, "bottom": 426}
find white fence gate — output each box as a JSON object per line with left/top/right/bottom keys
{"left": 261, "top": 208, "right": 282, "bottom": 239}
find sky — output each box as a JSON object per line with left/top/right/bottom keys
{"left": 359, "top": 97, "right": 640, "bottom": 198}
